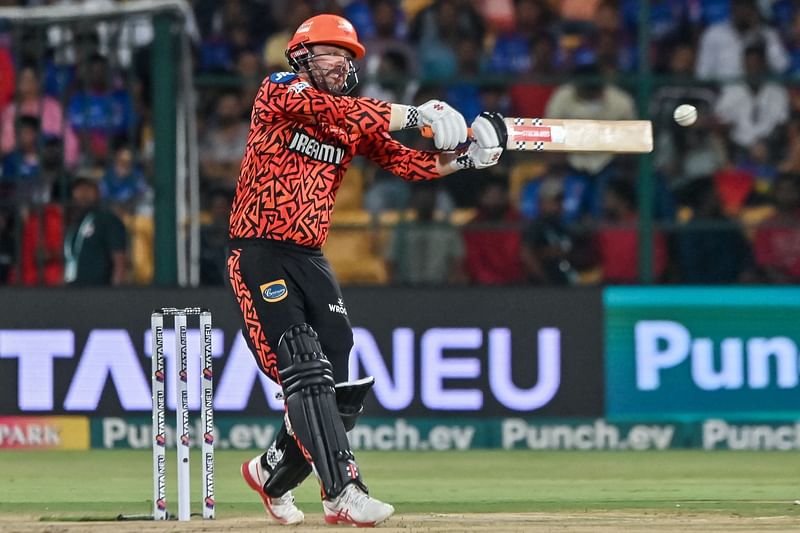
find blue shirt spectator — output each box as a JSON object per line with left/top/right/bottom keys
{"left": 1, "top": 115, "right": 40, "bottom": 184}
{"left": 344, "top": 0, "right": 376, "bottom": 42}
{"left": 488, "top": 33, "right": 531, "bottom": 74}
{"left": 67, "top": 53, "right": 135, "bottom": 162}
{"left": 520, "top": 172, "right": 590, "bottom": 223}
{"left": 100, "top": 145, "right": 149, "bottom": 206}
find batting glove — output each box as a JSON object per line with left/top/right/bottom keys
{"left": 417, "top": 100, "right": 468, "bottom": 150}
{"left": 471, "top": 112, "right": 508, "bottom": 149}
{"left": 450, "top": 142, "right": 504, "bottom": 170}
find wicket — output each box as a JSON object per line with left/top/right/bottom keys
{"left": 150, "top": 307, "right": 215, "bottom": 521}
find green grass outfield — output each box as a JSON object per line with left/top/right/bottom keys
{"left": 0, "top": 450, "right": 798, "bottom": 519}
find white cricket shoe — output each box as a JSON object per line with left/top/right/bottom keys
{"left": 322, "top": 483, "right": 395, "bottom": 527}
{"left": 241, "top": 456, "right": 304, "bottom": 525}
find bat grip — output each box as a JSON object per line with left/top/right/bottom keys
{"left": 420, "top": 125, "right": 474, "bottom": 139}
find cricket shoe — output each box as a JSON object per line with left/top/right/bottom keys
{"left": 241, "top": 456, "right": 304, "bottom": 525}
{"left": 323, "top": 483, "right": 395, "bottom": 527}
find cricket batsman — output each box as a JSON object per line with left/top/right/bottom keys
{"left": 227, "top": 13, "right": 507, "bottom": 527}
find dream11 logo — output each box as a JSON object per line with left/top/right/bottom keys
{"left": 0, "top": 327, "right": 562, "bottom": 413}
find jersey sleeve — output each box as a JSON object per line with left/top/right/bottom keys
{"left": 355, "top": 130, "right": 440, "bottom": 181}
{"left": 256, "top": 75, "right": 392, "bottom": 136}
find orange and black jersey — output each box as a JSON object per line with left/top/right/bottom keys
{"left": 229, "top": 72, "right": 441, "bottom": 248}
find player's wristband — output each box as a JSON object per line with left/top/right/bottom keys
{"left": 402, "top": 105, "right": 420, "bottom": 129}
{"left": 448, "top": 147, "right": 475, "bottom": 171}
{"left": 389, "top": 104, "right": 421, "bottom": 131}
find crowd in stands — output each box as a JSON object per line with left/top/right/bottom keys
{"left": 1, "top": 0, "right": 800, "bottom": 287}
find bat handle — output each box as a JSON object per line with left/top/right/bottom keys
{"left": 420, "top": 125, "right": 475, "bottom": 139}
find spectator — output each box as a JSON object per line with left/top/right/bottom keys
{"left": 620, "top": 0, "right": 692, "bottom": 71}
{"left": 488, "top": 0, "right": 554, "bottom": 74}
{"left": 410, "top": 0, "right": 484, "bottom": 82}
{"left": 596, "top": 179, "right": 667, "bottom": 284}
{"left": 545, "top": 62, "right": 636, "bottom": 218}
{"left": 385, "top": 182, "right": 465, "bottom": 285}
{"left": 344, "top": 0, "right": 377, "bottom": 41}
{"left": 714, "top": 43, "right": 789, "bottom": 152}
{"left": 99, "top": 145, "right": 150, "bottom": 213}
{"left": 674, "top": 178, "right": 754, "bottom": 283}
{"left": 199, "top": 90, "right": 249, "bottom": 193}
{"left": 360, "top": 49, "right": 419, "bottom": 105}
{"left": 362, "top": 0, "right": 418, "bottom": 89}
{"left": 657, "top": 120, "right": 727, "bottom": 189}
{"left": 753, "top": 174, "right": 800, "bottom": 283}
{"left": 736, "top": 140, "right": 778, "bottom": 196}
{"left": 261, "top": 1, "right": 312, "bottom": 71}
{"left": 621, "top": 0, "right": 687, "bottom": 43}
{"left": 594, "top": 1, "right": 636, "bottom": 74}
{"left": 410, "top": 0, "right": 485, "bottom": 48}
{"left": 519, "top": 154, "right": 590, "bottom": 223}
{"left": 695, "top": 0, "right": 788, "bottom": 81}
{"left": 521, "top": 177, "right": 593, "bottom": 284}
{"left": 444, "top": 36, "right": 486, "bottom": 123}
{"left": 67, "top": 53, "right": 135, "bottom": 163}
{"left": 559, "top": 0, "right": 603, "bottom": 22}
{"left": 463, "top": 179, "right": 526, "bottom": 284}
{"left": 1, "top": 115, "right": 41, "bottom": 193}
{"left": 198, "top": 0, "right": 253, "bottom": 72}
{"left": 652, "top": 44, "right": 725, "bottom": 186}
{"left": 200, "top": 188, "right": 232, "bottom": 286}
{"left": 16, "top": 195, "right": 65, "bottom": 287}
{"left": 546, "top": 63, "right": 636, "bottom": 175}
{"left": 196, "top": 0, "right": 264, "bottom": 46}
{"left": 64, "top": 177, "right": 127, "bottom": 286}
{"left": 34, "top": 135, "right": 71, "bottom": 206}
{"left": 1, "top": 65, "right": 79, "bottom": 169}
{"left": 696, "top": 0, "right": 734, "bottom": 27}
{"left": 508, "top": 34, "right": 560, "bottom": 119}
{"left": 236, "top": 50, "right": 264, "bottom": 112}
{"left": 0, "top": 19, "right": 13, "bottom": 113}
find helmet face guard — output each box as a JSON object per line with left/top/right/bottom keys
{"left": 286, "top": 41, "right": 360, "bottom": 96}
{"left": 285, "top": 14, "right": 365, "bottom": 96}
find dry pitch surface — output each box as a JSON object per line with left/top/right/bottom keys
{"left": 1, "top": 512, "right": 799, "bottom": 532}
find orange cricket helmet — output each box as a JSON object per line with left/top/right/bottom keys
{"left": 286, "top": 14, "right": 366, "bottom": 61}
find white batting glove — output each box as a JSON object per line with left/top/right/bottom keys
{"left": 450, "top": 142, "right": 503, "bottom": 170}
{"left": 417, "top": 100, "right": 468, "bottom": 150}
{"left": 471, "top": 112, "right": 508, "bottom": 149}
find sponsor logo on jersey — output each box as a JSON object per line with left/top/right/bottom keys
{"left": 289, "top": 81, "right": 311, "bottom": 94}
{"left": 288, "top": 131, "right": 345, "bottom": 165}
{"left": 260, "top": 279, "right": 288, "bottom": 302}
{"left": 329, "top": 297, "right": 348, "bottom": 316}
{"left": 270, "top": 72, "right": 297, "bottom": 84}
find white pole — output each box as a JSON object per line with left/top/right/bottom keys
{"left": 199, "top": 311, "right": 215, "bottom": 519}
{"left": 174, "top": 312, "right": 191, "bottom": 521}
{"left": 151, "top": 312, "right": 167, "bottom": 520}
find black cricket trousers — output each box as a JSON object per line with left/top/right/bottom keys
{"left": 227, "top": 238, "right": 353, "bottom": 385}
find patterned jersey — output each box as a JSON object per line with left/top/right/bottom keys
{"left": 229, "top": 72, "right": 441, "bottom": 248}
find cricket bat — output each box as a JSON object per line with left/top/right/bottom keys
{"left": 422, "top": 117, "right": 653, "bottom": 153}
